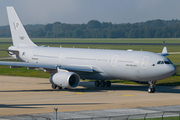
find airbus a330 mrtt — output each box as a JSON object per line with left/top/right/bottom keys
{"left": 0, "top": 7, "right": 176, "bottom": 93}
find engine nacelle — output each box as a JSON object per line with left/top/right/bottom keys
{"left": 49, "top": 72, "right": 80, "bottom": 89}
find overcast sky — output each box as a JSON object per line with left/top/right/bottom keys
{"left": 0, "top": 0, "right": 180, "bottom": 26}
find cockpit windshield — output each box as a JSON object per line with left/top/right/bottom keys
{"left": 164, "top": 61, "right": 170, "bottom": 64}
{"left": 157, "top": 59, "right": 172, "bottom": 64}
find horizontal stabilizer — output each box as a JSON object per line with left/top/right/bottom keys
{"left": 0, "top": 48, "right": 19, "bottom": 55}
{"left": 0, "top": 48, "right": 17, "bottom": 52}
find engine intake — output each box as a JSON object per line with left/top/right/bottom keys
{"left": 49, "top": 72, "right": 80, "bottom": 89}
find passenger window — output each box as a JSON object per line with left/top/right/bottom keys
{"left": 157, "top": 61, "right": 161, "bottom": 64}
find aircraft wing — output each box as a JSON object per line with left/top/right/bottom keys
{"left": 60, "top": 65, "right": 93, "bottom": 72}
{"left": 0, "top": 61, "right": 56, "bottom": 69}
{"left": 0, "top": 61, "right": 95, "bottom": 73}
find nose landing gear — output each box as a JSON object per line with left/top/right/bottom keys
{"left": 148, "top": 81, "right": 156, "bottom": 93}
{"left": 95, "top": 80, "right": 111, "bottom": 87}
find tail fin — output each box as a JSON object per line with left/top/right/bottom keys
{"left": 6, "top": 6, "right": 37, "bottom": 47}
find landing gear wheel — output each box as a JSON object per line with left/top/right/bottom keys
{"left": 148, "top": 88, "right": 155, "bottom": 93}
{"left": 106, "top": 81, "right": 111, "bottom": 87}
{"left": 152, "top": 88, "right": 155, "bottom": 93}
{"left": 148, "top": 81, "right": 156, "bottom": 93}
{"left": 52, "top": 84, "right": 57, "bottom": 89}
{"left": 101, "top": 81, "right": 105, "bottom": 87}
{"left": 148, "top": 88, "right": 151, "bottom": 93}
{"left": 58, "top": 86, "right": 62, "bottom": 90}
{"left": 95, "top": 81, "right": 100, "bottom": 87}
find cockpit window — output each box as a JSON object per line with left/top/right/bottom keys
{"left": 157, "top": 60, "right": 172, "bottom": 65}
{"left": 165, "top": 61, "right": 170, "bottom": 64}
{"left": 167, "top": 58, "right": 173, "bottom": 64}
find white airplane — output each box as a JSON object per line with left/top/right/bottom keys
{"left": 0, "top": 7, "right": 176, "bottom": 93}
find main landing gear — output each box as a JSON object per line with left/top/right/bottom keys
{"left": 95, "top": 80, "right": 111, "bottom": 87}
{"left": 52, "top": 84, "right": 62, "bottom": 90}
{"left": 148, "top": 81, "right": 156, "bottom": 93}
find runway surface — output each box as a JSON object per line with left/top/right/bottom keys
{"left": 0, "top": 75, "right": 180, "bottom": 119}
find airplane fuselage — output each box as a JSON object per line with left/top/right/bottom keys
{"left": 9, "top": 46, "right": 176, "bottom": 82}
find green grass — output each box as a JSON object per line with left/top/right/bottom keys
{"left": 136, "top": 116, "right": 179, "bottom": 120}
{"left": 31, "top": 38, "right": 180, "bottom": 43}
{"left": 0, "top": 65, "right": 51, "bottom": 78}
{"left": 2, "top": 38, "right": 180, "bottom": 43}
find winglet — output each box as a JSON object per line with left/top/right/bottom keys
{"left": 162, "top": 47, "right": 167, "bottom": 53}
{"left": 159, "top": 47, "right": 169, "bottom": 56}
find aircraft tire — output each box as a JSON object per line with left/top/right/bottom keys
{"left": 101, "top": 81, "right": 105, "bottom": 87}
{"left": 95, "top": 81, "right": 100, "bottom": 87}
{"left": 148, "top": 88, "right": 151, "bottom": 93}
{"left": 58, "top": 86, "right": 62, "bottom": 90}
{"left": 148, "top": 88, "right": 155, "bottom": 93}
{"left": 106, "top": 81, "right": 111, "bottom": 87}
{"left": 52, "top": 84, "right": 57, "bottom": 89}
{"left": 152, "top": 88, "right": 155, "bottom": 93}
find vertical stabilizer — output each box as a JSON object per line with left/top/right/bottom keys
{"left": 6, "top": 6, "right": 37, "bottom": 47}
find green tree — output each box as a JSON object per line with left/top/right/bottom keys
{"left": 87, "top": 20, "right": 102, "bottom": 29}
{"left": 73, "top": 29, "right": 84, "bottom": 38}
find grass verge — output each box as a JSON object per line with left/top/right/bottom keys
{"left": 137, "top": 116, "right": 179, "bottom": 120}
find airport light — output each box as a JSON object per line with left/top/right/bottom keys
{"left": 54, "top": 108, "right": 58, "bottom": 120}
{"left": 162, "top": 112, "right": 165, "bottom": 120}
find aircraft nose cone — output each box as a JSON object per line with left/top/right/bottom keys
{"left": 159, "top": 65, "right": 176, "bottom": 79}
{"left": 170, "top": 65, "right": 176, "bottom": 75}
{"left": 165, "top": 65, "right": 176, "bottom": 77}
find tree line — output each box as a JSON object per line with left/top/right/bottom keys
{"left": 1, "top": 19, "right": 180, "bottom": 38}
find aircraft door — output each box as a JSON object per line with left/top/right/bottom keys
{"left": 110, "top": 55, "right": 119, "bottom": 77}
{"left": 139, "top": 56, "right": 150, "bottom": 79}
{"left": 27, "top": 49, "right": 33, "bottom": 62}
{"left": 111, "top": 55, "right": 118, "bottom": 67}
{"left": 58, "top": 54, "right": 63, "bottom": 64}
{"left": 141, "top": 56, "right": 150, "bottom": 69}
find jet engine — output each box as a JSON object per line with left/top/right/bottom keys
{"left": 49, "top": 72, "right": 80, "bottom": 89}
